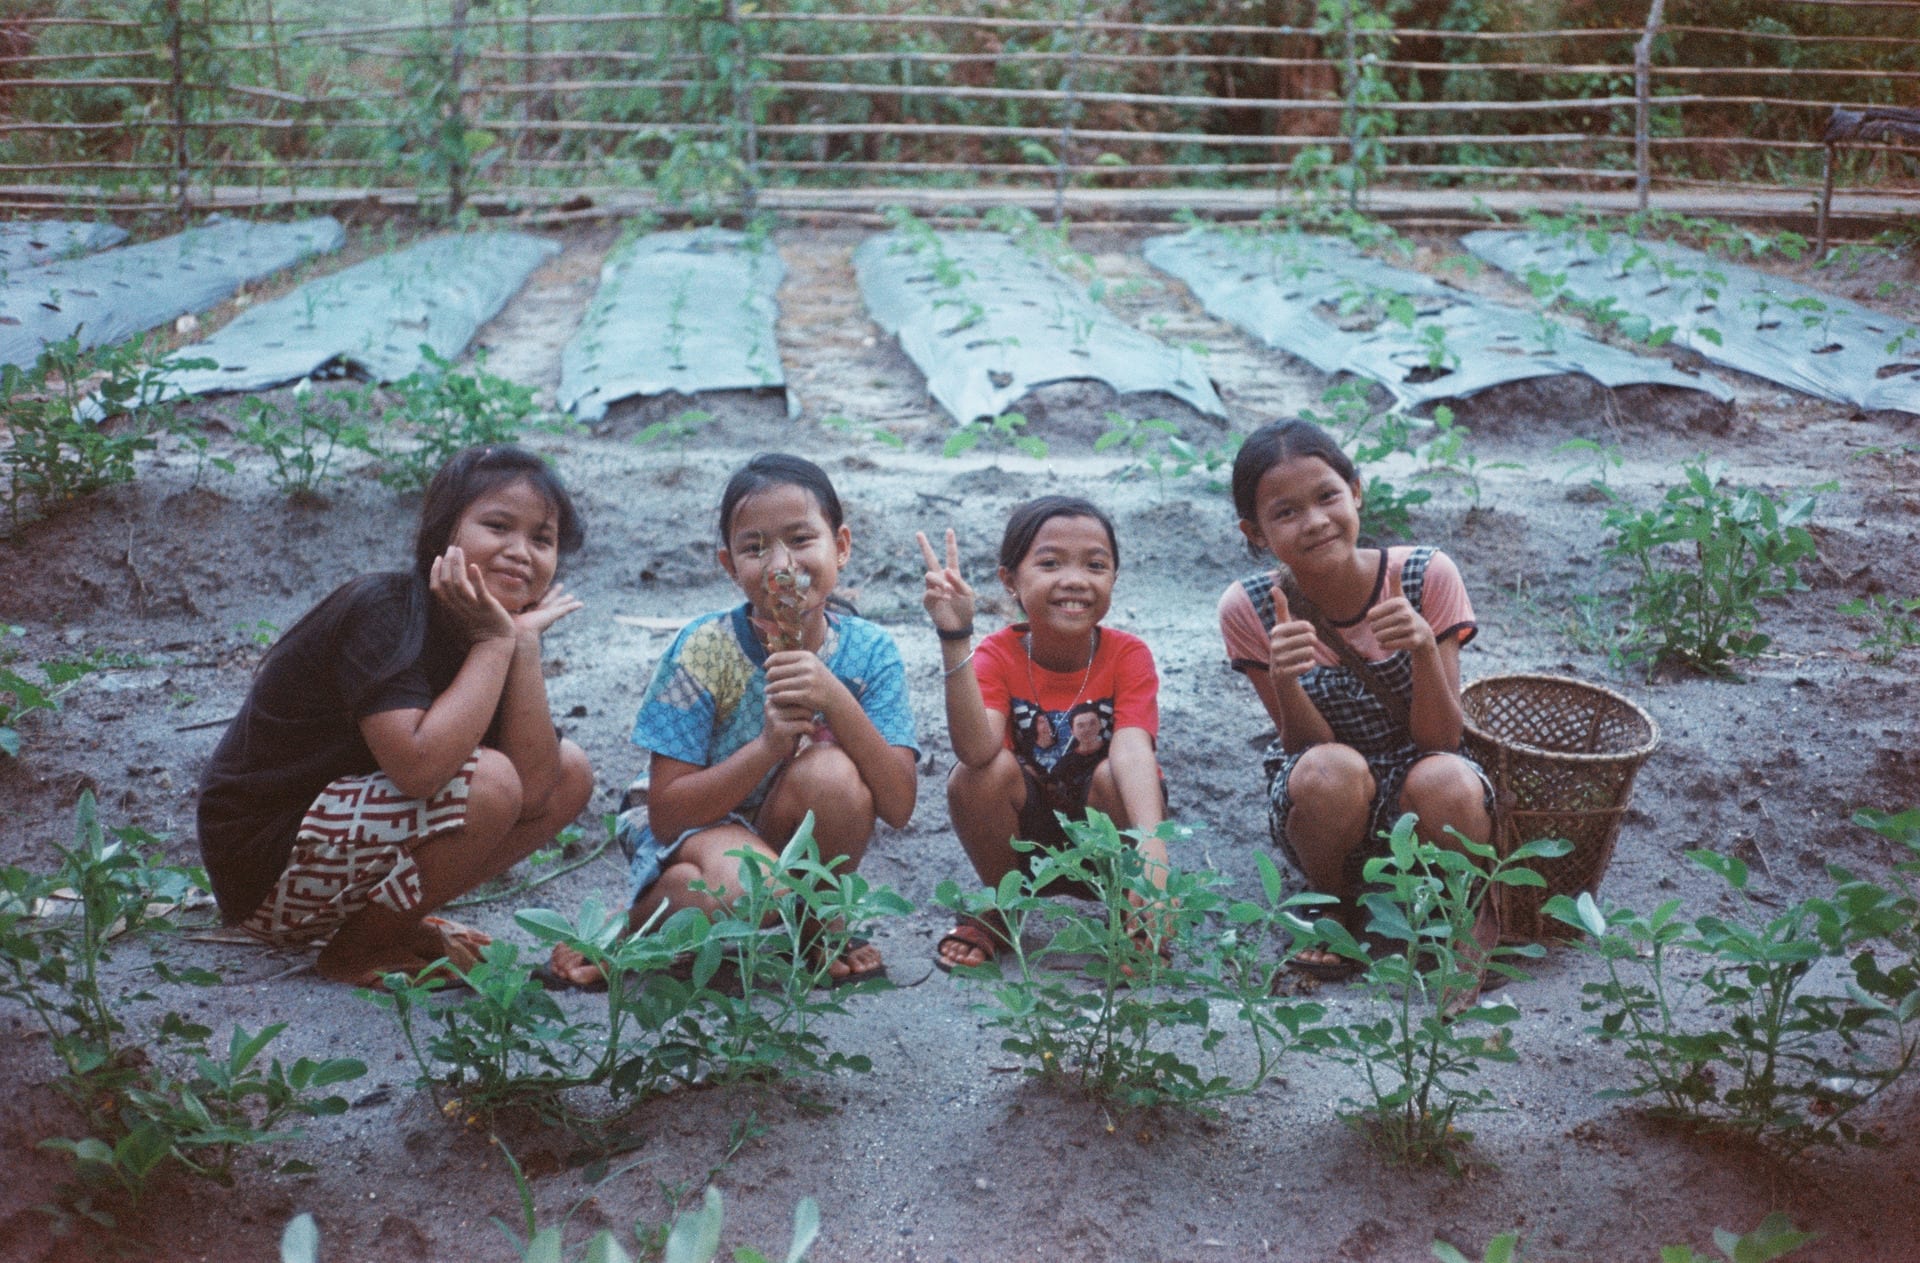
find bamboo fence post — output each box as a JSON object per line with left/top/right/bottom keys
{"left": 1340, "top": 0, "right": 1363, "bottom": 210}
{"left": 165, "top": 0, "right": 192, "bottom": 225}
{"left": 1634, "top": 0, "right": 1666, "bottom": 212}
{"left": 727, "top": 0, "right": 760, "bottom": 217}
{"left": 447, "top": 0, "right": 471, "bottom": 220}
{"left": 1054, "top": 0, "right": 1090, "bottom": 224}
{"left": 1816, "top": 141, "right": 1836, "bottom": 258}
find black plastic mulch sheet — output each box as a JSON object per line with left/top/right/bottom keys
{"left": 855, "top": 230, "right": 1224, "bottom": 426}
{"left": 1144, "top": 229, "right": 1733, "bottom": 412}
{"left": 151, "top": 232, "right": 560, "bottom": 398}
{"left": 0, "top": 220, "right": 128, "bottom": 272}
{"left": 558, "top": 227, "right": 788, "bottom": 422}
{"left": 0, "top": 216, "right": 344, "bottom": 369}
{"left": 1466, "top": 230, "right": 1920, "bottom": 415}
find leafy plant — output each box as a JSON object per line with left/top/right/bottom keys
{"left": 1601, "top": 461, "right": 1822, "bottom": 676}
{"left": 0, "top": 795, "right": 363, "bottom": 1223}
{"left": 235, "top": 383, "right": 373, "bottom": 498}
{"left": 936, "top": 811, "right": 1327, "bottom": 1111}
{"left": 1413, "top": 407, "right": 1518, "bottom": 512}
{"left": 1546, "top": 836, "right": 1920, "bottom": 1155}
{"left": 0, "top": 628, "right": 107, "bottom": 758}
{"left": 1838, "top": 593, "right": 1920, "bottom": 665}
{"left": 496, "top": 1173, "right": 819, "bottom": 1263}
{"left": 1556, "top": 437, "right": 1623, "bottom": 496}
{"left": 819, "top": 413, "right": 905, "bottom": 450}
{"left": 373, "top": 818, "right": 909, "bottom": 1126}
{"left": 1, "top": 334, "right": 214, "bottom": 530}
{"left": 1093, "top": 412, "right": 1236, "bottom": 497}
{"left": 634, "top": 408, "right": 716, "bottom": 466}
{"left": 942, "top": 411, "right": 1048, "bottom": 461}
{"left": 1432, "top": 1213, "right": 1815, "bottom": 1263}
{"left": 374, "top": 346, "right": 558, "bottom": 491}
{"left": 1301, "top": 814, "right": 1564, "bottom": 1174}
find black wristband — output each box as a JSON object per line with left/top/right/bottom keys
{"left": 936, "top": 624, "right": 974, "bottom": 642}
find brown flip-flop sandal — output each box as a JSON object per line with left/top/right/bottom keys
{"left": 933, "top": 920, "right": 999, "bottom": 974}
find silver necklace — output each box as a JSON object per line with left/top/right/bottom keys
{"left": 1024, "top": 629, "right": 1097, "bottom": 710}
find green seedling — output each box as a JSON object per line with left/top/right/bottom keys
{"left": 819, "top": 413, "right": 904, "bottom": 449}
{"left": 375, "top": 347, "right": 559, "bottom": 491}
{"left": 943, "top": 412, "right": 1047, "bottom": 461}
{"left": 634, "top": 408, "right": 715, "bottom": 466}
{"left": 1547, "top": 833, "right": 1920, "bottom": 1155}
{"left": 936, "top": 811, "right": 1327, "bottom": 1111}
{"left": 1433, "top": 1213, "right": 1815, "bottom": 1263}
{"left": 0, "top": 628, "right": 105, "bottom": 758}
{"left": 1601, "top": 460, "right": 1822, "bottom": 677}
{"left": 1556, "top": 437, "right": 1623, "bottom": 494}
{"left": 1300, "top": 814, "right": 1564, "bottom": 1175}
{"left": 1839, "top": 594, "right": 1920, "bottom": 665}
{"left": 235, "top": 386, "right": 374, "bottom": 498}
{"left": 1413, "top": 407, "right": 1518, "bottom": 512}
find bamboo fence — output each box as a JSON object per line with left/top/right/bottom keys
{"left": 0, "top": 0, "right": 1915, "bottom": 223}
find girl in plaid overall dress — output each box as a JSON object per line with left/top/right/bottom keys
{"left": 1217, "top": 418, "right": 1494, "bottom": 987}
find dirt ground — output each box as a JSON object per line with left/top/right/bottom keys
{"left": 3, "top": 221, "right": 1919, "bottom": 1263}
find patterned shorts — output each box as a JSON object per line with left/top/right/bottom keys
{"left": 239, "top": 755, "right": 478, "bottom": 946}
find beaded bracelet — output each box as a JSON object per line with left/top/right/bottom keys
{"left": 936, "top": 624, "right": 974, "bottom": 642}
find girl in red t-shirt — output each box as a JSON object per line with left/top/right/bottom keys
{"left": 917, "top": 495, "right": 1168, "bottom": 971}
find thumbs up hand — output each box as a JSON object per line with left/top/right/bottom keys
{"left": 1367, "top": 563, "right": 1434, "bottom": 656}
{"left": 1266, "top": 585, "right": 1321, "bottom": 682}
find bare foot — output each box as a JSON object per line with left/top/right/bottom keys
{"left": 546, "top": 942, "right": 606, "bottom": 988}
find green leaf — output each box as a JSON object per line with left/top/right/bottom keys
{"left": 784, "top": 1197, "right": 821, "bottom": 1263}
{"left": 280, "top": 1213, "right": 320, "bottom": 1263}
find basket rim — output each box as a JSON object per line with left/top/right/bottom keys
{"left": 1461, "top": 672, "right": 1661, "bottom": 763}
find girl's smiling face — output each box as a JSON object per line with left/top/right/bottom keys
{"left": 449, "top": 476, "right": 561, "bottom": 612}
{"left": 1240, "top": 454, "right": 1363, "bottom": 575}
{"left": 1000, "top": 512, "right": 1116, "bottom": 643}
{"left": 719, "top": 481, "right": 851, "bottom": 629}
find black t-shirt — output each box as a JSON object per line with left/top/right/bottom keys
{"left": 196, "top": 572, "right": 475, "bottom": 923}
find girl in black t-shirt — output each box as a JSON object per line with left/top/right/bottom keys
{"left": 196, "top": 445, "right": 593, "bottom": 986}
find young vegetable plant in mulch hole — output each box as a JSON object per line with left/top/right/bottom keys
{"left": 1, "top": 333, "right": 217, "bottom": 531}
{"left": 1546, "top": 806, "right": 1920, "bottom": 1155}
{"left": 367, "top": 817, "right": 909, "bottom": 1134}
{"left": 1299, "top": 814, "right": 1567, "bottom": 1176}
{"left": 1600, "top": 459, "right": 1824, "bottom": 678}
{"left": 0, "top": 794, "right": 365, "bottom": 1231}
{"left": 936, "top": 811, "right": 1330, "bottom": 1112}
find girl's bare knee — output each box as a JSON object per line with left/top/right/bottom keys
{"left": 947, "top": 750, "right": 1024, "bottom": 813}
{"left": 1289, "top": 745, "right": 1373, "bottom": 814}
{"left": 1401, "top": 755, "right": 1490, "bottom": 842}
{"left": 467, "top": 748, "right": 524, "bottom": 836}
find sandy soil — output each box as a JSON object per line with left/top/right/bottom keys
{"left": 2, "top": 223, "right": 1919, "bottom": 1263}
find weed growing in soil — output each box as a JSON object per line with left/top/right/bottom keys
{"left": 0, "top": 795, "right": 364, "bottom": 1225}
{"left": 235, "top": 383, "right": 373, "bottom": 498}
{"left": 1556, "top": 437, "right": 1623, "bottom": 496}
{"left": 1838, "top": 593, "right": 1920, "bottom": 664}
{"left": 1601, "top": 460, "right": 1822, "bottom": 677}
{"left": 1434, "top": 1213, "right": 1815, "bottom": 1263}
{"left": 1094, "top": 412, "right": 1236, "bottom": 498}
{"left": 374, "top": 346, "right": 558, "bottom": 491}
{"left": 375, "top": 820, "right": 908, "bottom": 1127}
{"left": 1414, "top": 407, "right": 1517, "bottom": 512}
{"left": 937, "top": 812, "right": 1328, "bottom": 1112}
{"left": 634, "top": 408, "right": 716, "bottom": 466}
{"left": 1, "top": 334, "right": 213, "bottom": 530}
{"left": 0, "top": 627, "right": 107, "bottom": 758}
{"left": 1302, "top": 815, "right": 1563, "bottom": 1175}
{"left": 819, "top": 413, "right": 905, "bottom": 450}
{"left": 943, "top": 411, "right": 1047, "bottom": 461}
{"left": 1547, "top": 825, "right": 1920, "bottom": 1155}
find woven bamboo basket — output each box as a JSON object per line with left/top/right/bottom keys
{"left": 1460, "top": 674, "right": 1659, "bottom": 944}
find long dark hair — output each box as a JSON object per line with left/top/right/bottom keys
{"left": 717, "top": 452, "right": 844, "bottom": 543}
{"left": 997, "top": 495, "right": 1120, "bottom": 572}
{"left": 1229, "top": 417, "right": 1358, "bottom": 524}
{"left": 415, "top": 444, "right": 584, "bottom": 577}
{"left": 269, "top": 445, "right": 584, "bottom": 710}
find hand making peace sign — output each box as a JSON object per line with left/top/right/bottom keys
{"left": 915, "top": 528, "right": 976, "bottom": 636}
